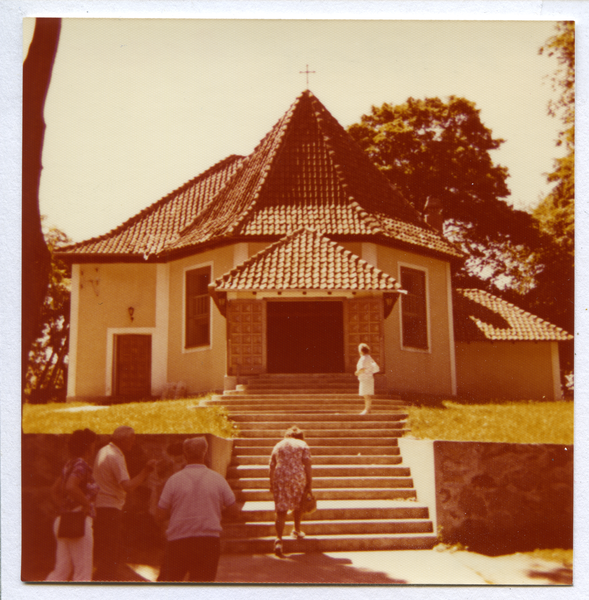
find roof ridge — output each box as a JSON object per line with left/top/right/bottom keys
{"left": 305, "top": 93, "right": 423, "bottom": 223}
{"left": 173, "top": 95, "right": 306, "bottom": 245}
{"left": 224, "top": 95, "right": 308, "bottom": 237}
{"left": 348, "top": 200, "right": 386, "bottom": 236}
{"left": 60, "top": 154, "right": 244, "bottom": 252}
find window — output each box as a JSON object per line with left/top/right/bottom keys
{"left": 186, "top": 266, "right": 211, "bottom": 348}
{"left": 400, "top": 267, "right": 428, "bottom": 349}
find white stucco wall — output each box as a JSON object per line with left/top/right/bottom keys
{"left": 455, "top": 340, "right": 562, "bottom": 400}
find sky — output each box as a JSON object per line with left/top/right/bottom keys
{"left": 24, "top": 18, "right": 567, "bottom": 243}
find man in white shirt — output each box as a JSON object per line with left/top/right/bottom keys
{"left": 93, "top": 425, "right": 156, "bottom": 581}
{"left": 156, "top": 436, "right": 240, "bottom": 582}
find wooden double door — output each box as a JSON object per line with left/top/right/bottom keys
{"left": 226, "top": 298, "right": 384, "bottom": 376}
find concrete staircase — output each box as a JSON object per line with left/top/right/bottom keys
{"left": 204, "top": 374, "right": 437, "bottom": 553}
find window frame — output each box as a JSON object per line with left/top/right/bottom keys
{"left": 398, "top": 263, "right": 431, "bottom": 353}
{"left": 183, "top": 262, "right": 213, "bottom": 352}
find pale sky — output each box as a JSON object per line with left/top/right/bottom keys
{"left": 25, "top": 18, "right": 566, "bottom": 243}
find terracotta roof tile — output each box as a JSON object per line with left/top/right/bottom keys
{"left": 60, "top": 91, "right": 462, "bottom": 261}
{"left": 59, "top": 155, "right": 244, "bottom": 258}
{"left": 453, "top": 288, "right": 572, "bottom": 342}
{"left": 212, "top": 228, "right": 404, "bottom": 292}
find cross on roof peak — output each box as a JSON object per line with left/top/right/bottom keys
{"left": 299, "top": 64, "right": 316, "bottom": 89}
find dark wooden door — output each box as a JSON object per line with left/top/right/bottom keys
{"left": 267, "top": 301, "right": 344, "bottom": 373}
{"left": 114, "top": 334, "right": 151, "bottom": 399}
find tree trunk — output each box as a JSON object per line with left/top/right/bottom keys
{"left": 22, "top": 18, "right": 61, "bottom": 401}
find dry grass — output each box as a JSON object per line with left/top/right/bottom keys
{"left": 407, "top": 400, "right": 573, "bottom": 444}
{"left": 22, "top": 396, "right": 238, "bottom": 438}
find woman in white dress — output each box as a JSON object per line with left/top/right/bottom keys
{"left": 355, "top": 343, "right": 380, "bottom": 415}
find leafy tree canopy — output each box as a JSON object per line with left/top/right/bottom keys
{"left": 347, "top": 96, "right": 539, "bottom": 285}
{"left": 25, "top": 223, "right": 71, "bottom": 403}
{"left": 529, "top": 21, "right": 574, "bottom": 335}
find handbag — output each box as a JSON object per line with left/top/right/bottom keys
{"left": 300, "top": 491, "right": 317, "bottom": 514}
{"left": 56, "top": 459, "right": 86, "bottom": 538}
{"left": 58, "top": 511, "right": 86, "bottom": 538}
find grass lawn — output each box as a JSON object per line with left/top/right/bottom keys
{"left": 406, "top": 400, "right": 573, "bottom": 445}
{"left": 22, "top": 396, "right": 238, "bottom": 438}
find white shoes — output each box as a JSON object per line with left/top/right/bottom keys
{"left": 291, "top": 530, "right": 306, "bottom": 539}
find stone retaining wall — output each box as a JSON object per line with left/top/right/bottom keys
{"left": 434, "top": 441, "right": 573, "bottom": 555}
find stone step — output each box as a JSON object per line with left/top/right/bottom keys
{"left": 223, "top": 518, "right": 433, "bottom": 538}
{"left": 245, "top": 378, "right": 358, "bottom": 385}
{"left": 236, "top": 427, "right": 405, "bottom": 439}
{"left": 232, "top": 445, "right": 399, "bottom": 456}
{"left": 255, "top": 373, "right": 358, "bottom": 379}
{"left": 228, "top": 410, "right": 406, "bottom": 417}
{"left": 236, "top": 421, "right": 406, "bottom": 431}
{"left": 234, "top": 488, "right": 417, "bottom": 502}
{"left": 221, "top": 533, "right": 437, "bottom": 553}
{"left": 228, "top": 476, "right": 414, "bottom": 490}
{"left": 206, "top": 398, "right": 404, "bottom": 407}
{"left": 229, "top": 503, "right": 430, "bottom": 522}
{"left": 216, "top": 392, "right": 400, "bottom": 398}
{"left": 233, "top": 436, "right": 404, "bottom": 447}
{"left": 230, "top": 454, "right": 403, "bottom": 465}
{"left": 227, "top": 465, "right": 410, "bottom": 478}
{"left": 229, "top": 413, "right": 408, "bottom": 422}
{"left": 243, "top": 385, "right": 359, "bottom": 393}
{"left": 213, "top": 399, "right": 402, "bottom": 407}
{"left": 221, "top": 386, "right": 400, "bottom": 400}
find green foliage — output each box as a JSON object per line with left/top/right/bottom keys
{"left": 407, "top": 401, "right": 573, "bottom": 445}
{"left": 24, "top": 223, "right": 72, "bottom": 403}
{"left": 529, "top": 22, "right": 575, "bottom": 335}
{"left": 22, "top": 397, "right": 239, "bottom": 438}
{"left": 347, "top": 96, "right": 539, "bottom": 287}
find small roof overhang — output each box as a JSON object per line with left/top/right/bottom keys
{"left": 208, "top": 228, "right": 405, "bottom": 316}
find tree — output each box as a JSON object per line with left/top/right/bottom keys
{"left": 24, "top": 224, "right": 71, "bottom": 403}
{"left": 530, "top": 21, "right": 574, "bottom": 336}
{"left": 347, "top": 96, "right": 539, "bottom": 287}
{"left": 22, "top": 18, "right": 61, "bottom": 401}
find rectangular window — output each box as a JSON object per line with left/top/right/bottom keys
{"left": 400, "top": 267, "right": 428, "bottom": 349}
{"left": 186, "top": 266, "right": 211, "bottom": 348}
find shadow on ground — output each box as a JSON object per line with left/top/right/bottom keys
{"left": 215, "top": 552, "right": 407, "bottom": 584}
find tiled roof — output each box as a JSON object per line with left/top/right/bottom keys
{"left": 59, "top": 91, "right": 463, "bottom": 261}
{"left": 453, "top": 288, "right": 572, "bottom": 342}
{"left": 59, "top": 155, "right": 244, "bottom": 258}
{"left": 211, "top": 228, "right": 404, "bottom": 292}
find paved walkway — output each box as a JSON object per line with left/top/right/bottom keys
{"left": 127, "top": 549, "right": 572, "bottom": 585}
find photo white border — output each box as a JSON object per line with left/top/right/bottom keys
{"left": 3, "top": 2, "right": 587, "bottom": 600}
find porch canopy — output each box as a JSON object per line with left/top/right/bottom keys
{"left": 208, "top": 227, "right": 405, "bottom": 311}
{"left": 209, "top": 228, "right": 405, "bottom": 374}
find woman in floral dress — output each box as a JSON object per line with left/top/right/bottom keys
{"left": 269, "top": 426, "right": 312, "bottom": 556}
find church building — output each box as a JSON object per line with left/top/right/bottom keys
{"left": 58, "top": 91, "right": 571, "bottom": 402}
